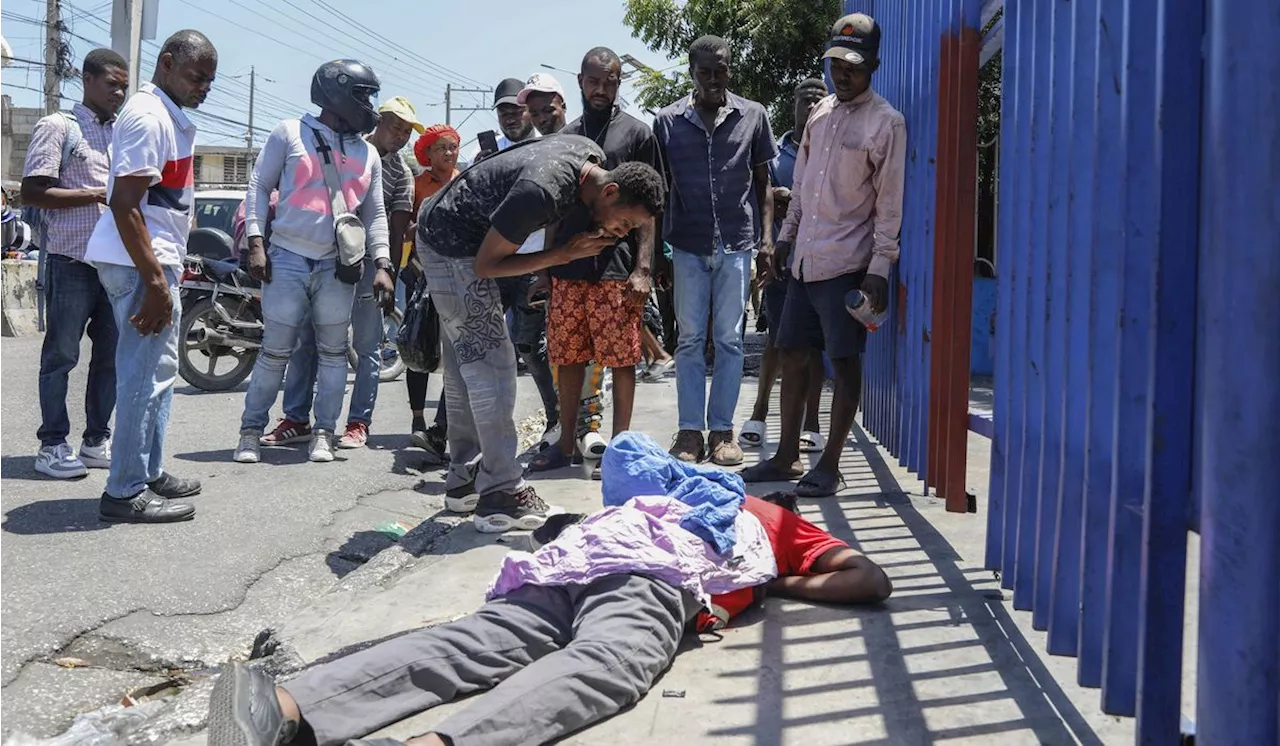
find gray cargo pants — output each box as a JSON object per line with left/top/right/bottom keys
{"left": 283, "top": 574, "right": 692, "bottom": 746}
{"left": 420, "top": 247, "right": 524, "bottom": 497}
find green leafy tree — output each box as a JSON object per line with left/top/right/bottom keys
{"left": 624, "top": 0, "right": 841, "bottom": 134}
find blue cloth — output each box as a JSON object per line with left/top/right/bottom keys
{"left": 601, "top": 431, "right": 746, "bottom": 555}
{"left": 653, "top": 92, "right": 778, "bottom": 256}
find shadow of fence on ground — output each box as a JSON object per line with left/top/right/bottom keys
{"left": 713, "top": 424, "right": 1103, "bottom": 746}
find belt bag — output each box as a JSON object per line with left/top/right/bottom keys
{"left": 308, "top": 126, "right": 365, "bottom": 284}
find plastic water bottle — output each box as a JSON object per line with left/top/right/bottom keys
{"left": 845, "top": 289, "right": 886, "bottom": 332}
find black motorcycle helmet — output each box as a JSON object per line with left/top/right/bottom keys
{"left": 310, "top": 59, "right": 381, "bottom": 135}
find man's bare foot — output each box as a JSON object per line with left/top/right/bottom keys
{"left": 406, "top": 735, "right": 449, "bottom": 746}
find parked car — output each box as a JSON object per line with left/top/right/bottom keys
{"left": 189, "top": 189, "right": 244, "bottom": 260}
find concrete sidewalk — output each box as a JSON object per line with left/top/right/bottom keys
{"left": 151, "top": 372, "right": 1136, "bottom": 746}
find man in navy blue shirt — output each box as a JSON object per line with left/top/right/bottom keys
{"left": 740, "top": 79, "right": 829, "bottom": 456}
{"left": 654, "top": 35, "right": 777, "bottom": 467}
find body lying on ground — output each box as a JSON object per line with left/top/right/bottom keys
{"left": 206, "top": 491, "right": 891, "bottom": 746}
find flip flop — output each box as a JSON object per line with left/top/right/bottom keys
{"left": 738, "top": 419, "right": 767, "bottom": 448}
{"left": 799, "top": 430, "right": 826, "bottom": 454}
{"left": 528, "top": 448, "right": 574, "bottom": 473}
{"left": 795, "top": 467, "right": 845, "bottom": 498}
{"left": 641, "top": 359, "right": 675, "bottom": 382}
{"left": 580, "top": 431, "right": 608, "bottom": 460}
{"left": 740, "top": 460, "right": 804, "bottom": 483}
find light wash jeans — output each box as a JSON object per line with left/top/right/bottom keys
{"left": 94, "top": 263, "right": 180, "bottom": 499}
{"left": 239, "top": 246, "right": 356, "bottom": 434}
{"left": 672, "top": 245, "right": 753, "bottom": 432}
{"left": 281, "top": 257, "right": 381, "bottom": 426}
{"left": 422, "top": 247, "right": 525, "bottom": 497}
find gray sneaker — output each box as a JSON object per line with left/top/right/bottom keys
{"left": 233, "top": 431, "right": 262, "bottom": 464}
{"left": 78, "top": 439, "right": 112, "bottom": 469}
{"left": 309, "top": 431, "right": 335, "bottom": 463}
{"left": 34, "top": 443, "right": 88, "bottom": 479}
{"left": 207, "top": 661, "right": 297, "bottom": 746}
{"left": 473, "top": 486, "right": 559, "bottom": 534}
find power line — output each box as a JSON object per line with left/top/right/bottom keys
{"left": 308, "top": 0, "right": 489, "bottom": 89}
{"left": 264, "top": 0, "right": 452, "bottom": 96}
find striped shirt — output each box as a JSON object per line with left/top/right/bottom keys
{"left": 376, "top": 147, "right": 414, "bottom": 216}
{"left": 779, "top": 90, "right": 906, "bottom": 281}
{"left": 22, "top": 103, "right": 114, "bottom": 261}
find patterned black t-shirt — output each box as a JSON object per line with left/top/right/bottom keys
{"left": 417, "top": 135, "right": 605, "bottom": 258}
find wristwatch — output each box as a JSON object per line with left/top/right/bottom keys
{"left": 374, "top": 257, "right": 393, "bottom": 273}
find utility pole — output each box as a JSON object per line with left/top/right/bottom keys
{"left": 245, "top": 65, "right": 255, "bottom": 151}
{"left": 444, "top": 84, "right": 490, "bottom": 128}
{"left": 43, "top": 0, "right": 61, "bottom": 113}
{"left": 110, "top": 0, "right": 145, "bottom": 94}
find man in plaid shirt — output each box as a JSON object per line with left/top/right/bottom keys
{"left": 21, "top": 48, "right": 129, "bottom": 480}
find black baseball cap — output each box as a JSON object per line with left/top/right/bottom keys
{"left": 823, "top": 13, "right": 881, "bottom": 66}
{"left": 493, "top": 78, "right": 524, "bottom": 108}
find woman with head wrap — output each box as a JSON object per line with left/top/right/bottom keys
{"left": 412, "top": 124, "right": 462, "bottom": 209}
{"left": 403, "top": 123, "right": 461, "bottom": 460}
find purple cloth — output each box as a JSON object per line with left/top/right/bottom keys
{"left": 486, "top": 495, "right": 777, "bottom": 607}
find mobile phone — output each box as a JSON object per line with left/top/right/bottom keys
{"left": 477, "top": 130, "right": 499, "bottom": 156}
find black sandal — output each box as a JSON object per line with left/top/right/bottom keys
{"left": 740, "top": 460, "right": 804, "bottom": 484}
{"left": 528, "top": 448, "right": 574, "bottom": 473}
{"left": 794, "top": 468, "right": 845, "bottom": 497}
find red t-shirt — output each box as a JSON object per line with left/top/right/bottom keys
{"left": 699, "top": 496, "right": 848, "bottom": 629}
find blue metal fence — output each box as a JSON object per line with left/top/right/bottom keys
{"left": 847, "top": 0, "right": 1279, "bottom": 742}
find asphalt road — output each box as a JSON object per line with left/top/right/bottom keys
{"left": 0, "top": 333, "right": 545, "bottom": 739}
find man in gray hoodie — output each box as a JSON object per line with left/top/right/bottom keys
{"left": 233, "top": 60, "right": 393, "bottom": 464}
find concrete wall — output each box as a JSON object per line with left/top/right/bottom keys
{"left": 1, "top": 259, "right": 40, "bottom": 337}
{"left": 2, "top": 103, "right": 46, "bottom": 184}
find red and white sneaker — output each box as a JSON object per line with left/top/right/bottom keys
{"left": 260, "top": 419, "right": 311, "bottom": 446}
{"left": 337, "top": 422, "right": 369, "bottom": 449}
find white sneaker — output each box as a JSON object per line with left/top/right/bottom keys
{"left": 579, "top": 431, "right": 608, "bottom": 461}
{"left": 309, "top": 431, "right": 335, "bottom": 463}
{"left": 34, "top": 443, "right": 88, "bottom": 479}
{"left": 233, "top": 431, "right": 262, "bottom": 464}
{"left": 79, "top": 440, "right": 112, "bottom": 469}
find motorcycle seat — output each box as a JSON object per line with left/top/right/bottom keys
{"left": 204, "top": 258, "right": 261, "bottom": 289}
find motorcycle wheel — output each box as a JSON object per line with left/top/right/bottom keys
{"left": 179, "top": 296, "right": 260, "bottom": 391}
{"left": 348, "top": 307, "right": 406, "bottom": 383}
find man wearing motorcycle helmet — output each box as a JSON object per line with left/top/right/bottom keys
{"left": 233, "top": 59, "right": 395, "bottom": 466}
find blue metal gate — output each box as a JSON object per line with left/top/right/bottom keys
{"left": 846, "top": 0, "right": 1280, "bottom": 742}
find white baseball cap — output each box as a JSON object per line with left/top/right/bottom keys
{"left": 516, "top": 73, "right": 566, "bottom": 105}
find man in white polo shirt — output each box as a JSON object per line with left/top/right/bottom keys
{"left": 84, "top": 29, "right": 217, "bottom": 524}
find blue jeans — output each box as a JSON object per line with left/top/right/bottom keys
{"left": 37, "top": 254, "right": 118, "bottom": 447}
{"left": 672, "top": 245, "right": 753, "bottom": 432}
{"left": 94, "top": 263, "right": 180, "bottom": 499}
{"left": 240, "top": 247, "right": 355, "bottom": 434}
{"left": 281, "top": 258, "right": 381, "bottom": 426}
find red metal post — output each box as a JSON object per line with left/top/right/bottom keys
{"left": 930, "top": 17, "right": 980, "bottom": 513}
{"left": 928, "top": 23, "right": 956, "bottom": 493}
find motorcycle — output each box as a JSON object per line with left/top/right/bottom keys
{"left": 178, "top": 229, "right": 405, "bottom": 391}
{"left": 178, "top": 238, "right": 264, "bottom": 392}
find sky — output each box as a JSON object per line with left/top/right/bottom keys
{"left": 1, "top": 0, "right": 683, "bottom": 153}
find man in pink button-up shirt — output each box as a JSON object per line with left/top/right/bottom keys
{"left": 745, "top": 12, "right": 907, "bottom": 497}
